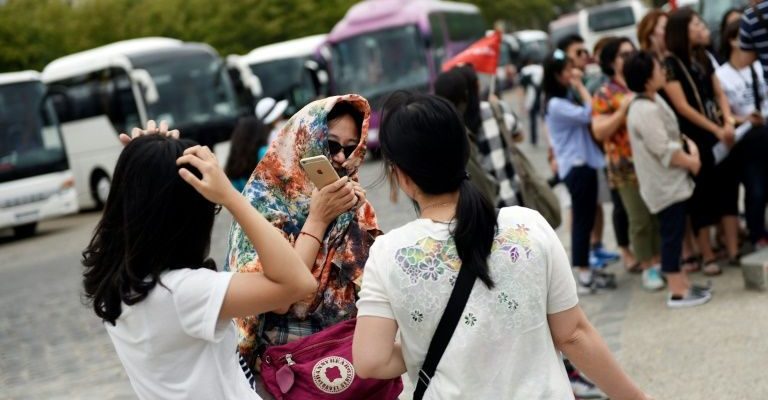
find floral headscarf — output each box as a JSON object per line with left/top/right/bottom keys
{"left": 225, "top": 94, "right": 380, "bottom": 368}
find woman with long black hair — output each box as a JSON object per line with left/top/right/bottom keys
{"left": 662, "top": 8, "right": 739, "bottom": 274}
{"left": 351, "top": 91, "right": 650, "bottom": 400}
{"left": 542, "top": 49, "right": 611, "bottom": 294}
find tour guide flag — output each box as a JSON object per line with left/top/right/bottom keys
{"left": 441, "top": 30, "right": 501, "bottom": 74}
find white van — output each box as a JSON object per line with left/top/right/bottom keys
{"left": 579, "top": 0, "right": 649, "bottom": 53}
{"left": 0, "top": 71, "right": 77, "bottom": 238}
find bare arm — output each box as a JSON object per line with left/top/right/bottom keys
{"left": 592, "top": 96, "right": 632, "bottom": 142}
{"left": 663, "top": 81, "right": 722, "bottom": 139}
{"left": 713, "top": 76, "right": 733, "bottom": 126}
{"left": 548, "top": 306, "right": 649, "bottom": 400}
{"left": 176, "top": 146, "right": 317, "bottom": 320}
{"left": 352, "top": 316, "right": 406, "bottom": 379}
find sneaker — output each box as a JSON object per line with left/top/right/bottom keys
{"left": 642, "top": 267, "right": 665, "bottom": 291}
{"left": 578, "top": 279, "right": 598, "bottom": 295}
{"left": 690, "top": 280, "right": 713, "bottom": 295}
{"left": 666, "top": 289, "right": 712, "bottom": 309}
{"left": 589, "top": 254, "right": 606, "bottom": 269}
{"left": 569, "top": 370, "right": 606, "bottom": 399}
{"left": 591, "top": 245, "right": 621, "bottom": 263}
{"left": 594, "top": 270, "right": 617, "bottom": 289}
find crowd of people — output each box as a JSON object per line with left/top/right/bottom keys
{"left": 75, "top": 3, "right": 768, "bottom": 400}
{"left": 539, "top": 4, "right": 768, "bottom": 310}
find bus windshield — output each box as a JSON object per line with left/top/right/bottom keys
{"left": 588, "top": 6, "right": 635, "bottom": 32}
{"left": 331, "top": 25, "right": 429, "bottom": 106}
{"left": 0, "top": 81, "right": 67, "bottom": 184}
{"left": 140, "top": 53, "right": 237, "bottom": 127}
{"left": 250, "top": 56, "right": 318, "bottom": 114}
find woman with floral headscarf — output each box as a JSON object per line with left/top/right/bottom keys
{"left": 226, "top": 94, "right": 381, "bottom": 370}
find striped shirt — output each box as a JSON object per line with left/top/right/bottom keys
{"left": 740, "top": 1, "right": 768, "bottom": 79}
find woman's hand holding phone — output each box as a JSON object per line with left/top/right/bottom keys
{"left": 307, "top": 177, "right": 358, "bottom": 225}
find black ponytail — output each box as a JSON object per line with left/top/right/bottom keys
{"left": 380, "top": 91, "right": 497, "bottom": 288}
{"left": 454, "top": 179, "right": 497, "bottom": 288}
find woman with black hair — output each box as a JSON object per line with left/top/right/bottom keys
{"left": 542, "top": 49, "right": 611, "bottom": 294}
{"left": 592, "top": 37, "right": 665, "bottom": 290}
{"left": 225, "top": 116, "right": 271, "bottom": 192}
{"left": 433, "top": 66, "right": 499, "bottom": 204}
{"left": 625, "top": 51, "right": 712, "bottom": 308}
{"left": 663, "top": 8, "right": 739, "bottom": 274}
{"left": 351, "top": 91, "right": 650, "bottom": 399}
{"left": 82, "top": 127, "right": 317, "bottom": 399}
{"left": 716, "top": 20, "right": 768, "bottom": 247}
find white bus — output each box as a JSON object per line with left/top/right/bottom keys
{"left": 578, "top": 0, "right": 649, "bottom": 53}
{"left": 0, "top": 71, "right": 77, "bottom": 238}
{"left": 227, "top": 34, "right": 327, "bottom": 117}
{"left": 42, "top": 37, "right": 239, "bottom": 209}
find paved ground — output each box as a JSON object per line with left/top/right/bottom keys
{"left": 1, "top": 92, "right": 767, "bottom": 399}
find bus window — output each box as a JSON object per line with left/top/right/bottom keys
{"left": 444, "top": 12, "right": 485, "bottom": 43}
{"left": 588, "top": 6, "right": 635, "bottom": 33}
{"left": 0, "top": 81, "right": 67, "bottom": 183}
{"left": 139, "top": 53, "right": 237, "bottom": 127}
{"left": 50, "top": 68, "right": 140, "bottom": 135}
{"left": 331, "top": 25, "right": 429, "bottom": 107}
{"left": 428, "top": 12, "right": 447, "bottom": 74}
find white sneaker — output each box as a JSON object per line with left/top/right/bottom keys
{"left": 642, "top": 267, "right": 665, "bottom": 291}
{"left": 666, "top": 289, "right": 712, "bottom": 309}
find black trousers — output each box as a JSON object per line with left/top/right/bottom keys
{"left": 564, "top": 166, "right": 598, "bottom": 267}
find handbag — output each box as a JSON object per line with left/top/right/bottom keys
{"left": 259, "top": 318, "right": 403, "bottom": 400}
{"left": 412, "top": 209, "right": 500, "bottom": 399}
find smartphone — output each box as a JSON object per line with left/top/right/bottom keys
{"left": 300, "top": 155, "right": 340, "bottom": 189}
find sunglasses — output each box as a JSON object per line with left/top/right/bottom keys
{"left": 328, "top": 140, "right": 358, "bottom": 158}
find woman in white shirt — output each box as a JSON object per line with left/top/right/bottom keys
{"left": 351, "top": 92, "right": 651, "bottom": 400}
{"left": 716, "top": 20, "right": 768, "bottom": 247}
{"left": 82, "top": 124, "right": 317, "bottom": 400}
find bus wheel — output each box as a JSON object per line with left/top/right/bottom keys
{"left": 13, "top": 223, "right": 37, "bottom": 239}
{"left": 91, "top": 171, "right": 111, "bottom": 210}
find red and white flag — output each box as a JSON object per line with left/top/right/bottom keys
{"left": 441, "top": 30, "right": 501, "bottom": 74}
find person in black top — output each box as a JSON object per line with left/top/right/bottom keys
{"left": 662, "top": 8, "right": 738, "bottom": 275}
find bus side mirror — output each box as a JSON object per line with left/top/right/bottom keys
{"left": 304, "top": 59, "right": 328, "bottom": 97}
{"left": 130, "top": 69, "right": 159, "bottom": 104}
{"left": 44, "top": 86, "right": 72, "bottom": 122}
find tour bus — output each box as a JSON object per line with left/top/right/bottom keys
{"left": 549, "top": 12, "right": 580, "bottom": 49}
{"left": 42, "top": 37, "right": 239, "bottom": 209}
{"left": 578, "top": 0, "right": 648, "bottom": 53}
{"left": 0, "top": 71, "right": 77, "bottom": 238}
{"left": 514, "top": 30, "right": 549, "bottom": 65}
{"left": 324, "top": 0, "right": 485, "bottom": 153}
{"left": 228, "top": 34, "right": 328, "bottom": 117}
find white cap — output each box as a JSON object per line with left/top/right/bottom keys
{"left": 255, "top": 97, "right": 289, "bottom": 125}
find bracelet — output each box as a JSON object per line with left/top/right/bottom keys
{"left": 299, "top": 231, "right": 322, "bottom": 246}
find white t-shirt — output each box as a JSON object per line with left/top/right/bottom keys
{"left": 105, "top": 268, "right": 260, "bottom": 400}
{"left": 357, "top": 207, "right": 578, "bottom": 400}
{"left": 716, "top": 61, "right": 768, "bottom": 117}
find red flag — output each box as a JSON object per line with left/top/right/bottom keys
{"left": 442, "top": 31, "right": 501, "bottom": 74}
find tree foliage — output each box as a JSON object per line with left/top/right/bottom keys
{"left": 0, "top": 0, "right": 577, "bottom": 73}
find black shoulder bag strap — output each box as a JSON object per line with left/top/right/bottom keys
{"left": 750, "top": 63, "right": 762, "bottom": 114}
{"left": 413, "top": 209, "right": 500, "bottom": 400}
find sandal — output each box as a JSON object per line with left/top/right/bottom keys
{"left": 625, "top": 262, "right": 642, "bottom": 274}
{"left": 702, "top": 259, "right": 722, "bottom": 276}
{"left": 681, "top": 256, "right": 701, "bottom": 273}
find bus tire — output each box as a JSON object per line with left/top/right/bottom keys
{"left": 13, "top": 223, "right": 37, "bottom": 239}
{"left": 91, "top": 171, "right": 111, "bottom": 210}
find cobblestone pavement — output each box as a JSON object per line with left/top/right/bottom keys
{"left": 1, "top": 92, "right": 765, "bottom": 399}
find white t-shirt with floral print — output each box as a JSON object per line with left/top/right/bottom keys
{"left": 357, "top": 207, "right": 578, "bottom": 400}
